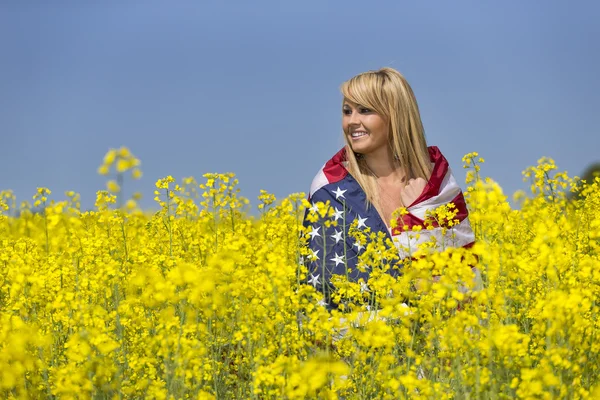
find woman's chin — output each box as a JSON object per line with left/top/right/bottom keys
{"left": 349, "top": 141, "right": 370, "bottom": 154}
{"left": 351, "top": 145, "right": 375, "bottom": 157}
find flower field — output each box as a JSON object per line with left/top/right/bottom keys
{"left": 1, "top": 148, "right": 599, "bottom": 399}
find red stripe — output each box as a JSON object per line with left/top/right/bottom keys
{"left": 427, "top": 191, "right": 469, "bottom": 228}
{"left": 392, "top": 213, "right": 424, "bottom": 235}
{"left": 406, "top": 146, "right": 449, "bottom": 207}
{"left": 322, "top": 147, "right": 349, "bottom": 184}
{"left": 391, "top": 191, "right": 469, "bottom": 235}
{"left": 451, "top": 192, "right": 469, "bottom": 222}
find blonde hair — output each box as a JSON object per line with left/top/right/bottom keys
{"left": 340, "top": 67, "right": 432, "bottom": 213}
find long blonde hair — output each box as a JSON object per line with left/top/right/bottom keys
{"left": 341, "top": 67, "right": 432, "bottom": 213}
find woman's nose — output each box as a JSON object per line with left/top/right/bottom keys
{"left": 348, "top": 110, "right": 361, "bottom": 125}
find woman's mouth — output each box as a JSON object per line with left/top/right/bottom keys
{"left": 351, "top": 131, "right": 368, "bottom": 139}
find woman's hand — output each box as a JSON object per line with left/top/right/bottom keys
{"left": 400, "top": 177, "right": 427, "bottom": 207}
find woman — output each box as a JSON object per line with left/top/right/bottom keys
{"left": 303, "top": 67, "right": 475, "bottom": 308}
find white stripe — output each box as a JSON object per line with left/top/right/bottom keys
{"left": 408, "top": 167, "right": 461, "bottom": 220}
{"left": 391, "top": 217, "right": 475, "bottom": 259}
{"left": 309, "top": 166, "right": 330, "bottom": 197}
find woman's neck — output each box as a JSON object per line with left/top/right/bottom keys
{"left": 363, "top": 148, "right": 405, "bottom": 183}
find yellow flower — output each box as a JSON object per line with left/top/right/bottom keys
{"left": 132, "top": 168, "right": 143, "bottom": 179}
{"left": 0, "top": 147, "right": 598, "bottom": 399}
{"left": 116, "top": 158, "right": 130, "bottom": 173}
{"left": 106, "top": 180, "right": 120, "bottom": 193}
{"left": 118, "top": 146, "right": 131, "bottom": 157}
{"left": 103, "top": 149, "right": 117, "bottom": 165}
{"left": 97, "top": 164, "right": 110, "bottom": 175}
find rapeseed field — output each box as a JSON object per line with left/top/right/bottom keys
{"left": 1, "top": 148, "right": 599, "bottom": 399}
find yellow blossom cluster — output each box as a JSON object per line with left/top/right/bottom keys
{"left": 0, "top": 149, "right": 600, "bottom": 399}
{"left": 97, "top": 147, "right": 143, "bottom": 211}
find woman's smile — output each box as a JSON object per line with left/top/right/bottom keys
{"left": 351, "top": 130, "right": 369, "bottom": 139}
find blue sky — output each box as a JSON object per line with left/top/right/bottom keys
{"left": 1, "top": 1, "right": 599, "bottom": 211}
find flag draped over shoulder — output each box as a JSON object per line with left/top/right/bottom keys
{"left": 302, "top": 145, "right": 475, "bottom": 305}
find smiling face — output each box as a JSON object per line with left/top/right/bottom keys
{"left": 342, "top": 99, "right": 390, "bottom": 157}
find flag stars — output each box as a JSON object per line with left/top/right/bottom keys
{"left": 333, "top": 207, "right": 344, "bottom": 221}
{"left": 308, "top": 249, "right": 320, "bottom": 261}
{"left": 332, "top": 186, "right": 347, "bottom": 200}
{"left": 308, "top": 225, "right": 321, "bottom": 240}
{"left": 360, "top": 281, "right": 370, "bottom": 293}
{"left": 353, "top": 239, "right": 364, "bottom": 252}
{"left": 357, "top": 215, "right": 368, "bottom": 229}
{"left": 308, "top": 273, "right": 321, "bottom": 288}
{"left": 330, "top": 253, "right": 344, "bottom": 267}
{"left": 309, "top": 202, "right": 319, "bottom": 213}
{"left": 331, "top": 230, "right": 343, "bottom": 243}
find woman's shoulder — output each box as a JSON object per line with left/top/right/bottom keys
{"left": 308, "top": 147, "right": 350, "bottom": 199}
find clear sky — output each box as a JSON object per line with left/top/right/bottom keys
{"left": 1, "top": 1, "right": 599, "bottom": 211}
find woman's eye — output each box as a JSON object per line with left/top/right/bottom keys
{"left": 360, "top": 107, "right": 371, "bottom": 113}
{"left": 342, "top": 109, "right": 351, "bottom": 115}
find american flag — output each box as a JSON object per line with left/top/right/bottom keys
{"left": 302, "top": 145, "right": 475, "bottom": 305}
